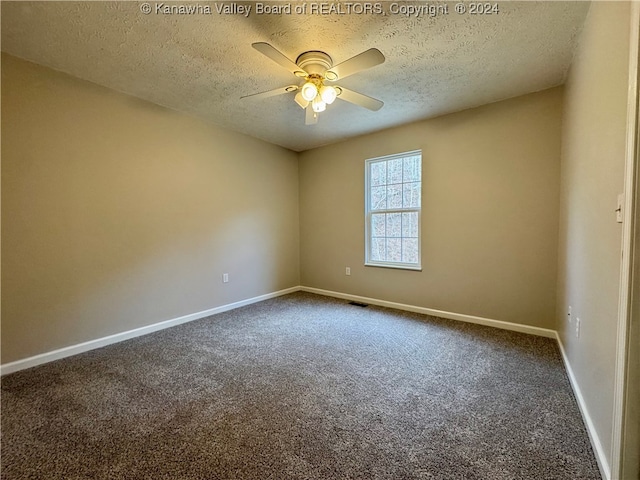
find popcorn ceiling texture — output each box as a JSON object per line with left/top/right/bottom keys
{"left": 1, "top": 1, "right": 589, "bottom": 151}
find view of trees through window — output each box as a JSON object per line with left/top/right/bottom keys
{"left": 366, "top": 151, "right": 422, "bottom": 268}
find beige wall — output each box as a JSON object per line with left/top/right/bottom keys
{"left": 556, "top": 1, "right": 631, "bottom": 474}
{"left": 1, "top": 53, "right": 300, "bottom": 364}
{"left": 299, "top": 88, "right": 563, "bottom": 329}
{"left": 1, "top": 10, "right": 636, "bottom": 473}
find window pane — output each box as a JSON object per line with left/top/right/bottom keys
{"left": 371, "top": 237, "right": 385, "bottom": 261}
{"left": 387, "top": 238, "right": 402, "bottom": 262}
{"left": 402, "top": 238, "right": 419, "bottom": 264}
{"left": 403, "top": 182, "right": 421, "bottom": 208}
{"left": 402, "top": 212, "right": 419, "bottom": 238}
{"left": 371, "top": 186, "right": 387, "bottom": 210}
{"left": 366, "top": 152, "right": 421, "bottom": 268}
{"left": 386, "top": 213, "right": 402, "bottom": 237}
{"left": 388, "top": 158, "right": 403, "bottom": 184}
{"left": 370, "top": 161, "right": 387, "bottom": 186}
{"left": 388, "top": 184, "right": 403, "bottom": 209}
{"left": 403, "top": 156, "right": 421, "bottom": 182}
{"left": 371, "top": 213, "right": 386, "bottom": 237}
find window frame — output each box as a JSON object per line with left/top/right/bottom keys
{"left": 364, "top": 150, "right": 422, "bottom": 271}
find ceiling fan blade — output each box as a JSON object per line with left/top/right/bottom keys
{"left": 252, "top": 42, "right": 307, "bottom": 77}
{"left": 336, "top": 87, "right": 384, "bottom": 111}
{"left": 294, "top": 92, "right": 309, "bottom": 109}
{"left": 325, "top": 48, "right": 384, "bottom": 81}
{"left": 305, "top": 105, "right": 318, "bottom": 125}
{"left": 241, "top": 85, "right": 298, "bottom": 100}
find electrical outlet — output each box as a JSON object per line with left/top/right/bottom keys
{"left": 346, "top": 267, "right": 351, "bottom": 276}
{"left": 568, "top": 306, "right": 572, "bottom": 323}
{"left": 575, "top": 317, "right": 581, "bottom": 338}
{"left": 222, "top": 273, "right": 229, "bottom": 283}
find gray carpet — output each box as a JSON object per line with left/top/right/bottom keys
{"left": 1, "top": 292, "right": 600, "bottom": 479}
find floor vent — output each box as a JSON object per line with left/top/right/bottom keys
{"left": 348, "top": 301, "right": 369, "bottom": 308}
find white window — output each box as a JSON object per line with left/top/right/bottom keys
{"left": 365, "top": 151, "right": 422, "bottom": 270}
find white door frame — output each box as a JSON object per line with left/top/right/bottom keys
{"left": 611, "top": 2, "right": 640, "bottom": 479}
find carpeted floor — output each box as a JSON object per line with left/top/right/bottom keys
{"left": 1, "top": 292, "right": 600, "bottom": 479}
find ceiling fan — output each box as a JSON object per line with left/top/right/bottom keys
{"left": 242, "top": 42, "right": 385, "bottom": 125}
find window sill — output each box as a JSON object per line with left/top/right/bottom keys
{"left": 365, "top": 262, "right": 422, "bottom": 272}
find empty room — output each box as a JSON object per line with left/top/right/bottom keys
{"left": 1, "top": 1, "right": 639, "bottom": 479}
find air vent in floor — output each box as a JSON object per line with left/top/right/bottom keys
{"left": 348, "top": 301, "right": 369, "bottom": 307}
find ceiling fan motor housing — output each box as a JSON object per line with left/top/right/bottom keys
{"left": 296, "top": 51, "right": 333, "bottom": 76}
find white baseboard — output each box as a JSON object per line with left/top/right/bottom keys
{"left": 4, "top": 283, "right": 606, "bottom": 477}
{"left": 304, "top": 287, "right": 610, "bottom": 474}
{"left": 555, "top": 333, "right": 611, "bottom": 480}
{"left": 0, "top": 286, "right": 301, "bottom": 376}
{"left": 0, "top": 285, "right": 557, "bottom": 376}
{"left": 300, "top": 286, "right": 556, "bottom": 338}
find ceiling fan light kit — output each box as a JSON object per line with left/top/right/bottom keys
{"left": 242, "top": 42, "right": 385, "bottom": 125}
{"left": 312, "top": 96, "right": 326, "bottom": 113}
{"left": 320, "top": 85, "right": 338, "bottom": 105}
{"left": 301, "top": 79, "right": 319, "bottom": 102}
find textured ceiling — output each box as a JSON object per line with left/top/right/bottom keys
{"left": 2, "top": 1, "right": 589, "bottom": 151}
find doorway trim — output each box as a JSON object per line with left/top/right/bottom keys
{"left": 611, "top": 3, "right": 640, "bottom": 479}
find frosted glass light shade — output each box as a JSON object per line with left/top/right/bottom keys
{"left": 301, "top": 82, "right": 318, "bottom": 102}
{"left": 312, "top": 96, "right": 326, "bottom": 112}
{"left": 320, "top": 86, "right": 337, "bottom": 104}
